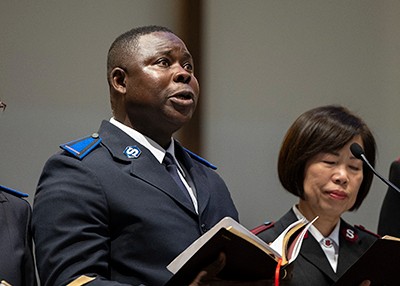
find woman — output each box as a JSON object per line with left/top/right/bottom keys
{"left": 256, "top": 105, "right": 378, "bottom": 285}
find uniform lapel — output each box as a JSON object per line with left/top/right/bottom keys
{"left": 337, "top": 220, "right": 366, "bottom": 276}
{"left": 99, "top": 121, "right": 197, "bottom": 214}
{"left": 300, "top": 235, "right": 338, "bottom": 281}
{"left": 175, "top": 143, "right": 210, "bottom": 214}
{"left": 130, "top": 154, "right": 197, "bottom": 214}
{"left": 185, "top": 159, "right": 210, "bottom": 215}
{"left": 282, "top": 210, "right": 338, "bottom": 282}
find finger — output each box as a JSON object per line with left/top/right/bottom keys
{"left": 191, "top": 252, "right": 227, "bottom": 285}
{"left": 189, "top": 270, "right": 209, "bottom": 286}
{"left": 204, "top": 252, "right": 226, "bottom": 277}
{"left": 358, "top": 280, "right": 371, "bottom": 286}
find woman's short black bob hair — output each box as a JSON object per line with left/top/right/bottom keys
{"left": 278, "top": 105, "right": 376, "bottom": 211}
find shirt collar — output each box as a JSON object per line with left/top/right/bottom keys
{"left": 292, "top": 205, "right": 340, "bottom": 247}
{"left": 109, "top": 117, "right": 173, "bottom": 163}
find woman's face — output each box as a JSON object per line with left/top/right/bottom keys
{"left": 299, "top": 136, "right": 364, "bottom": 220}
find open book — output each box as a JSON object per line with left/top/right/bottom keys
{"left": 334, "top": 235, "right": 400, "bottom": 286}
{"left": 165, "top": 216, "right": 318, "bottom": 285}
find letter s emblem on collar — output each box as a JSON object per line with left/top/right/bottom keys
{"left": 124, "top": 146, "right": 141, "bottom": 159}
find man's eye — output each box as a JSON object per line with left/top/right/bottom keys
{"left": 183, "top": 63, "right": 193, "bottom": 71}
{"left": 323, "top": 161, "right": 335, "bottom": 165}
{"left": 156, "top": 59, "right": 169, "bottom": 67}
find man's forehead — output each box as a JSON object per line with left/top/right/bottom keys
{"left": 137, "top": 32, "right": 189, "bottom": 53}
{"left": 136, "top": 32, "right": 192, "bottom": 58}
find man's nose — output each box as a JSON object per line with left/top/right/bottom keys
{"left": 173, "top": 66, "right": 192, "bottom": 84}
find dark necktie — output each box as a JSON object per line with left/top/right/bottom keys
{"left": 163, "top": 152, "right": 191, "bottom": 201}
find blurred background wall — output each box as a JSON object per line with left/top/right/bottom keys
{"left": 1, "top": 0, "right": 399, "bottom": 232}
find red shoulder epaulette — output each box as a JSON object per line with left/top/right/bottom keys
{"left": 355, "top": 224, "right": 381, "bottom": 238}
{"left": 251, "top": 221, "right": 275, "bottom": 235}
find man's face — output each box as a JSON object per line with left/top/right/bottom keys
{"left": 120, "top": 31, "right": 200, "bottom": 141}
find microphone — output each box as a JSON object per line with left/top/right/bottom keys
{"left": 350, "top": 143, "right": 400, "bottom": 193}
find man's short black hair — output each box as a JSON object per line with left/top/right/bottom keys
{"left": 107, "top": 25, "right": 174, "bottom": 85}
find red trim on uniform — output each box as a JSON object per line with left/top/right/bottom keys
{"left": 355, "top": 225, "right": 381, "bottom": 238}
{"left": 251, "top": 222, "right": 275, "bottom": 235}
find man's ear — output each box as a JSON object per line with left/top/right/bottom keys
{"left": 110, "top": 67, "right": 127, "bottom": 94}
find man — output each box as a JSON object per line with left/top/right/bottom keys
{"left": 32, "top": 26, "right": 238, "bottom": 286}
{"left": 0, "top": 100, "right": 36, "bottom": 285}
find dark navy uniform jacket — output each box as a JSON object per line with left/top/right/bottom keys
{"left": 0, "top": 185, "right": 36, "bottom": 286}
{"left": 378, "top": 159, "right": 400, "bottom": 237}
{"left": 255, "top": 209, "right": 378, "bottom": 286}
{"left": 32, "top": 120, "right": 238, "bottom": 286}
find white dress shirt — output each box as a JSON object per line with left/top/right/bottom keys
{"left": 109, "top": 118, "right": 198, "bottom": 213}
{"left": 293, "top": 205, "right": 340, "bottom": 272}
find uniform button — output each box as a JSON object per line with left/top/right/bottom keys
{"left": 201, "top": 224, "right": 207, "bottom": 232}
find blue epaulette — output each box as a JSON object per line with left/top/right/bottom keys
{"left": 60, "top": 133, "right": 102, "bottom": 160}
{"left": 183, "top": 148, "right": 217, "bottom": 170}
{"left": 0, "top": 185, "right": 29, "bottom": 198}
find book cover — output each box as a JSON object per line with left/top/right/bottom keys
{"left": 334, "top": 235, "right": 400, "bottom": 286}
{"left": 165, "top": 216, "right": 317, "bottom": 285}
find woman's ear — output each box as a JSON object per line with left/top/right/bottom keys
{"left": 110, "top": 67, "right": 127, "bottom": 94}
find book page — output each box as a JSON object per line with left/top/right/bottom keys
{"left": 268, "top": 218, "right": 306, "bottom": 257}
{"left": 226, "top": 227, "right": 281, "bottom": 258}
{"left": 382, "top": 235, "right": 400, "bottom": 241}
{"left": 269, "top": 216, "right": 318, "bottom": 264}
{"left": 286, "top": 216, "right": 318, "bottom": 263}
{"left": 167, "top": 216, "right": 317, "bottom": 275}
